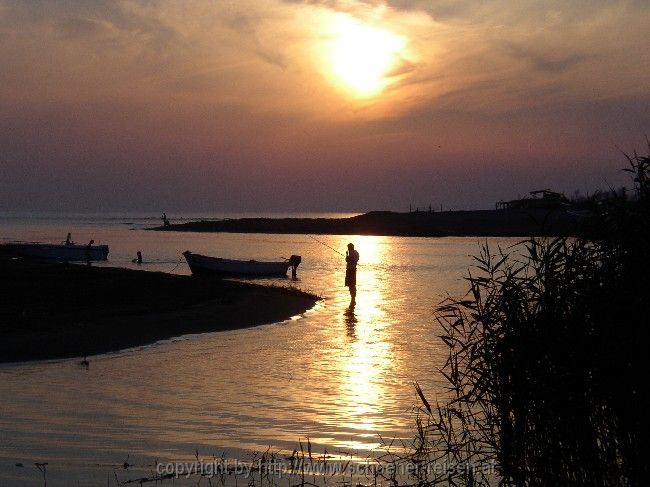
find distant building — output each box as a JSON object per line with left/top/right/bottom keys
{"left": 496, "top": 189, "right": 569, "bottom": 210}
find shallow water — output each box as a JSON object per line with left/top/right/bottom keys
{"left": 0, "top": 214, "right": 519, "bottom": 485}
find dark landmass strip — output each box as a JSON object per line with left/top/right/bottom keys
{"left": 151, "top": 210, "right": 580, "bottom": 236}
{"left": 0, "top": 259, "right": 317, "bottom": 363}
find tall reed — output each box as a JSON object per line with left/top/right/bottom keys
{"left": 403, "top": 143, "right": 649, "bottom": 486}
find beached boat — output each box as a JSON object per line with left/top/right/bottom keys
{"left": 182, "top": 251, "right": 291, "bottom": 277}
{"left": 0, "top": 242, "right": 109, "bottom": 261}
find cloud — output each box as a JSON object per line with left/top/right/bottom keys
{"left": 501, "top": 41, "right": 586, "bottom": 74}
{"left": 0, "top": 0, "right": 649, "bottom": 211}
{"left": 54, "top": 17, "right": 110, "bottom": 39}
{"left": 276, "top": 0, "right": 650, "bottom": 111}
{"left": 223, "top": 12, "right": 289, "bottom": 69}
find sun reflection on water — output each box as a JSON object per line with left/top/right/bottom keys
{"left": 332, "top": 236, "right": 393, "bottom": 449}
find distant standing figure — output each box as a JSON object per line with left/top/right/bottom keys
{"left": 132, "top": 251, "right": 143, "bottom": 264}
{"left": 288, "top": 254, "right": 301, "bottom": 279}
{"left": 65, "top": 233, "right": 72, "bottom": 245}
{"left": 162, "top": 212, "right": 170, "bottom": 227}
{"left": 345, "top": 243, "right": 359, "bottom": 305}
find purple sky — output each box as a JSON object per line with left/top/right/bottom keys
{"left": 1, "top": 0, "right": 649, "bottom": 212}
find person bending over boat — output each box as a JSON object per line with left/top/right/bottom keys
{"left": 345, "top": 243, "right": 359, "bottom": 305}
{"left": 85, "top": 240, "right": 94, "bottom": 263}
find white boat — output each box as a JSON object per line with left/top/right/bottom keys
{"left": 1, "top": 242, "right": 109, "bottom": 261}
{"left": 182, "top": 251, "right": 291, "bottom": 277}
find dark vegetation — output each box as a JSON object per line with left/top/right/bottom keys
{"left": 403, "top": 144, "right": 649, "bottom": 486}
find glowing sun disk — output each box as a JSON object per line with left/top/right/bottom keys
{"left": 325, "top": 15, "right": 406, "bottom": 97}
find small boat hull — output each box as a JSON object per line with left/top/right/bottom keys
{"left": 1, "top": 243, "right": 109, "bottom": 261}
{"left": 183, "top": 251, "right": 289, "bottom": 277}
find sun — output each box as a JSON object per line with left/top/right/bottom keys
{"left": 323, "top": 14, "right": 407, "bottom": 97}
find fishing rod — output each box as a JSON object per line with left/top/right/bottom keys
{"left": 307, "top": 234, "right": 346, "bottom": 257}
{"left": 307, "top": 234, "right": 379, "bottom": 271}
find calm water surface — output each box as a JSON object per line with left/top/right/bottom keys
{"left": 0, "top": 214, "right": 519, "bottom": 486}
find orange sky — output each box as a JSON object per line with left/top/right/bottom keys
{"left": 1, "top": 0, "right": 649, "bottom": 212}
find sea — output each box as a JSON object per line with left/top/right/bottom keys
{"left": 0, "top": 212, "right": 519, "bottom": 486}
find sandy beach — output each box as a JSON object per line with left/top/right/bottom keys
{"left": 0, "top": 258, "right": 318, "bottom": 363}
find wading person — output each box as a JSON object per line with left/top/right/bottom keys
{"left": 345, "top": 243, "right": 359, "bottom": 305}
{"left": 85, "top": 239, "right": 95, "bottom": 264}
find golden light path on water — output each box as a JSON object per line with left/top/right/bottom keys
{"left": 334, "top": 236, "right": 391, "bottom": 449}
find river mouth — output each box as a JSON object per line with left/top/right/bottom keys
{"left": 0, "top": 216, "right": 520, "bottom": 485}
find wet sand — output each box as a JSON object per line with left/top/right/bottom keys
{"left": 0, "top": 259, "right": 318, "bottom": 363}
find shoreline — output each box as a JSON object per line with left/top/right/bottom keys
{"left": 151, "top": 209, "right": 580, "bottom": 237}
{"left": 0, "top": 259, "right": 318, "bottom": 363}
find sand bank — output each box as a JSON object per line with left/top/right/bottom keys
{"left": 0, "top": 259, "right": 317, "bottom": 363}
{"left": 152, "top": 210, "right": 579, "bottom": 237}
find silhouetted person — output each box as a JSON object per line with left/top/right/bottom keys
{"left": 288, "top": 254, "right": 301, "bottom": 279}
{"left": 345, "top": 243, "right": 359, "bottom": 305}
{"left": 65, "top": 233, "right": 72, "bottom": 245}
{"left": 162, "top": 212, "right": 170, "bottom": 227}
{"left": 132, "top": 251, "right": 143, "bottom": 264}
{"left": 86, "top": 239, "right": 94, "bottom": 263}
